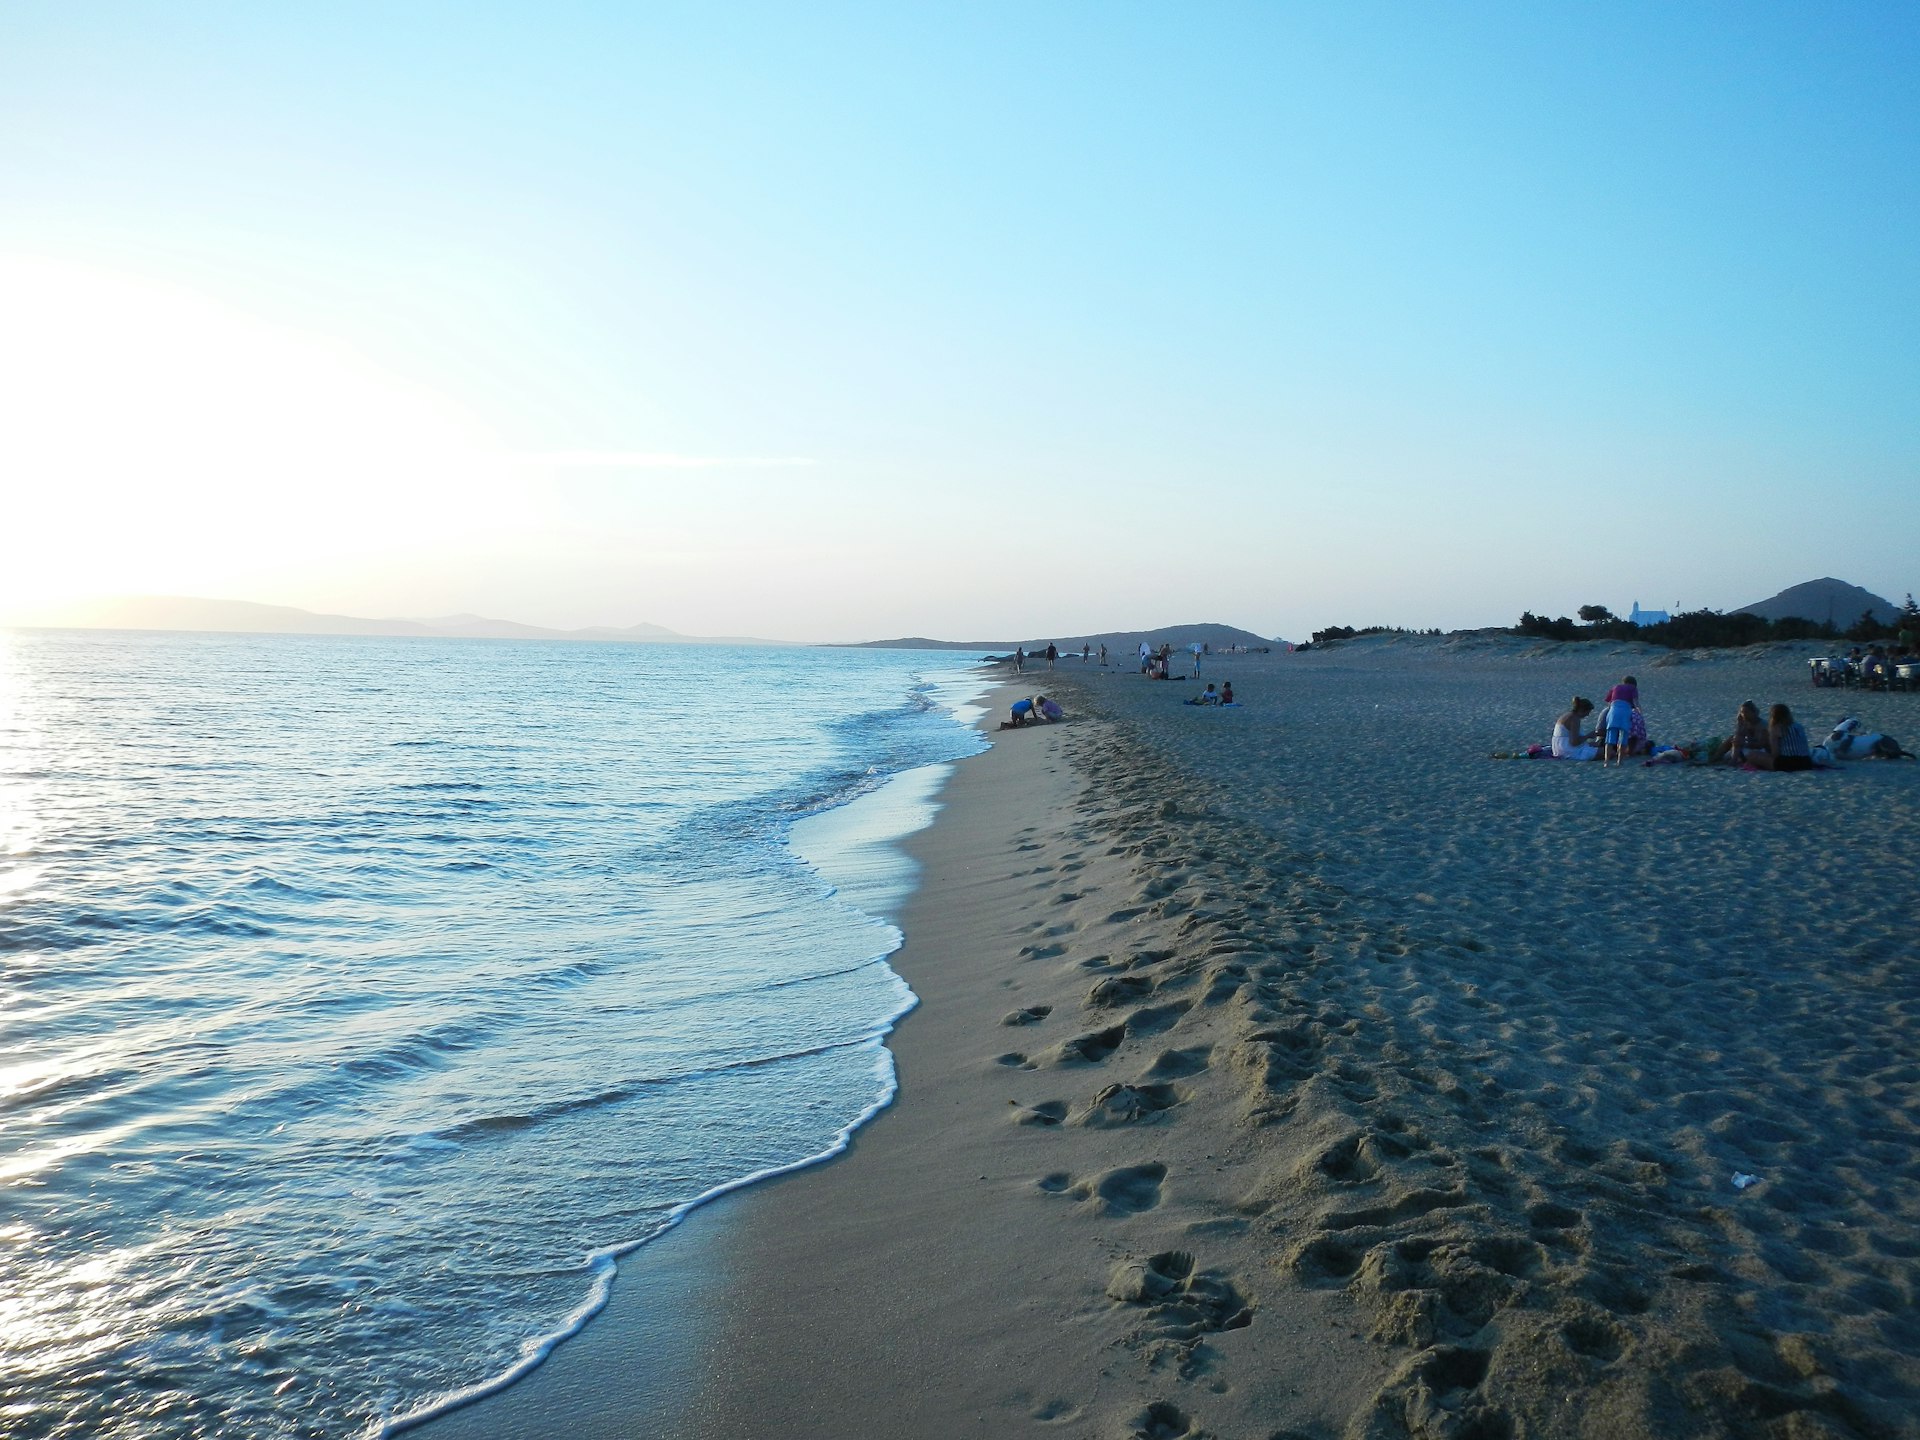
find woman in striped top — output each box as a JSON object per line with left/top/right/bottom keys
{"left": 1751, "top": 703, "right": 1815, "bottom": 772}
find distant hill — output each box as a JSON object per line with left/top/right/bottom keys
{"left": 15, "top": 595, "right": 788, "bottom": 646}
{"left": 1733, "top": 578, "right": 1899, "bottom": 628}
{"left": 848, "top": 622, "right": 1278, "bottom": 654}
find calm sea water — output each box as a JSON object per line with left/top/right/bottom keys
{"left": 0, "top": 630, "right": 988, "bottom": 1439}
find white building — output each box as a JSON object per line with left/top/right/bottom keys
{"left": 1627, "top": 600, "right": 1670, "bottom": 626}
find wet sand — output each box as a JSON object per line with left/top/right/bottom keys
{"left": 432, "top": 636, "right": 1920, "bottom": 1439}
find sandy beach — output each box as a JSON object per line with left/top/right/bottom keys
{"left": 430, "top": 636, "right": 1919, "bottom": 1439}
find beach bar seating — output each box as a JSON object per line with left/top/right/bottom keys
{"left": 1809, "top": 657, "right": 1849, "bottom": 687}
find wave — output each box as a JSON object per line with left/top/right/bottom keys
{"left": 370, "top": 1000, "right": 917, "bottom": 1438}
{"left": 0, "top": 637, "right": 994, "bottom": 1440}
{"left": 433, "top": 1017, "right": 907, "bottom": 1143}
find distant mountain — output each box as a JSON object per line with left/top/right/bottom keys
{"left": 15, "top": 595, "right": 789, "bottom": 646}
{"left": 29, "top": 595, "right": 437, "bottom": 637}
{"left": 847, "top": 622, "right": 1279, "bottom": 653}
{"left": 848, "top": 637, "right": 1009, "bottom": 651}
{"left": 1733, "top": 578, "right": 1899, "bottom": 628}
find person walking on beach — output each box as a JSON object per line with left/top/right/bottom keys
{"left": 1014, "top": 646, "right": 1025, "bottom": 673}
{"left": 1098, "top": 643, "right": 1108, "bottom": 667}
{"left": 1046, "top": 642, "right": 1058, "bottom": 670}
{"left": 1601, "top": 674, "right": 1639, "bottom": 767}
{"left": 1081, "top": 643, "right": 1090, "bottom": 663}
{"left": 1189, "top": 641, "right": 1203, "bottom": 677}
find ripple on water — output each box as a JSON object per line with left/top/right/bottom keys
{"left": 0, "top": 630, "right": 986, "bottom": 1439}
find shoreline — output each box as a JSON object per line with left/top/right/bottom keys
{"left": 404, "top": 685, "right": 998, "bottom": 1440}
{"left": 668, "top": 674, "right": 1396, "bottom": 1437}
{"left": 422, "top": 647, "right": 1920, "bottom": 1439}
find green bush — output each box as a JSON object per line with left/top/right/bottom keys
{"left": 1513, "top": 607, "right": 1848, "bottom": 649}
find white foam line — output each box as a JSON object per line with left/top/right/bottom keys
{"left": 371, "top": 668, "right": 995, "bottom": 1438}
{"left": 371, "top": 995, "right": 918, "bottom": 1437}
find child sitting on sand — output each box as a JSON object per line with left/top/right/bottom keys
{"left": 1185, "top": 684, "right": 1220, "bottom": 706}
{"left": 1552, "top": 697, "right": 1599, "bottom": 760}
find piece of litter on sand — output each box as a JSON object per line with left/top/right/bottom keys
{"left": 1732, "top": 1172, "right": 1760, "bottom": 1190}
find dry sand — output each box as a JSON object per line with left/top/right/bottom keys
{"left": 429, "top": 637, "right": 1919, "bottom": 1440}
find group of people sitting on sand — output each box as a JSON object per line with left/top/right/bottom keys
{"left": 1711, "top": 700, "right": 1816, "bottom": 770}
{"left": 1552, "top": 675, "right": 1816, "bottom": 771}
{"left": 1001, "top": 694, "right": 1063, "bottom": 729}
{"left": 1184, "top": 682, "right": 1235, "bottom": 706}
{"left": 1138, "top": 643, "right": 1177, "bottom": 680}
{"left": 1553, "top": 675, "right": 1647, "bottom": 765}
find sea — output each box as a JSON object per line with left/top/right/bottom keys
{"left": 0, "top": 629, "right": 991, "bottom": 1439}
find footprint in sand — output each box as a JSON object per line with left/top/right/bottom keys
{"left": 1087, "top": 974, "right": 1153, "bottom": 1008}
{"left": 1106, "top": 1250, "right": 1254, "bottom": 1338}
{"left": 1365, "top": 1346, "right": 1500, "bottom": 1437}
{"left": 1012, "top": 1100, "right": 1068, "bottom": 1127}
{"left": 1075, "top": 1082, "right": 1179, "bottom": 1128}
{"left": 1002, "top": 1005, "right": 1054, "bottom": 1026}
{"left": 1128, "top": 1400, "right": 1199, "bottom": 1439}
{"left": 1074, "top": 1162, "right": 1166, "bottom": 1216}
{"left": 1142, "top": 1046, "right": 1211, "bottom": 1080}
{"left": 1560, "top": 1305, "right": 1630, "bottom": 1363}
{"left": 996, "top": 1052, "right": 1038, "bottom": 1070}
{"left": 1199, "top": 962, "right": 1249, "bottom": 1006}
{"left": 1314, "top": 1132, "right": 1384, "bottom": 1185}
{"left": 1050, "top": 1025, "right": 1127, "bottom": 1065}
{"left": 1122, "top": 1001, "right": 1191, "bottom": 1038}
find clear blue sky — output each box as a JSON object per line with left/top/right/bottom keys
{"left": 3, "top": 3, "right": 1914, "bottom": 639}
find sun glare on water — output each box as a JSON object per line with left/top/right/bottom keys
{"left": 0, "top": 256, "right": 508, "bottom": 617}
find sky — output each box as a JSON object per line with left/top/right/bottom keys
{"left": 2, "top": 2, "right": 1915, "bottom": 642}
